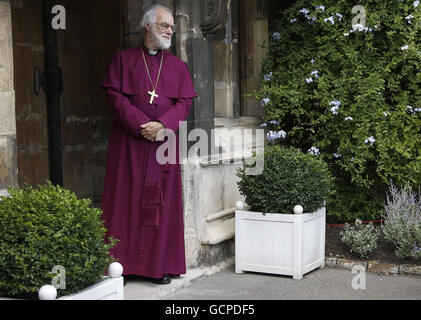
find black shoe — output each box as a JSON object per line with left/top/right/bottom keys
{"left": 151, "top": 274, "right": 171, "bottom": 285}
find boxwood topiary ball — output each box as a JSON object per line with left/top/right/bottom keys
{"left": 236, "top": 145, "right": 333, "bottom": 214}
{"left": 0, "top": 181, "right": 118, "bottom": 299}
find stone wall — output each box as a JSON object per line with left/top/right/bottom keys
{"left": 0, "top": 0, "right": 18, "bottom": 193}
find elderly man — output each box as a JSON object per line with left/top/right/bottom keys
{"left": 101, "top": 4, "right": 196, "bottom": 285}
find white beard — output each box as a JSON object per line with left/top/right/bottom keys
{"left": 150, "top": 26, "right": 172, "bottom": 50}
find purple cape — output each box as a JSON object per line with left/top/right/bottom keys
{"left": 101, "top": 46, "right": 196, "bottom": 278}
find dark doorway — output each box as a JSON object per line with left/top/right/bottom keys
{"left": 11, "top": 0, "right": 126, "bottom": 203}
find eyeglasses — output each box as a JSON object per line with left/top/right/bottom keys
{"left": 155, "top": 23, "right": 177, "bottom": 33}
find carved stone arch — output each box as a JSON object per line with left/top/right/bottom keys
{"left": 200, "top": 0, "right": 231, "bottom": 35}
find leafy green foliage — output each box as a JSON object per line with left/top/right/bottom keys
{"left": 0, "top": 182, "right": 118, "bottom": 299}
{"left": 256, "top": 0, "right": 421, "bottom": 221}
{"left": 340, "top": 219, "right": 380, "bottom": 258}
{"left": 236, "top": 145, "right": 333, "bottom": 214}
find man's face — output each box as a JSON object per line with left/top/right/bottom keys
{"left": 150, "top": 9, "right": 174, "bottom": 50}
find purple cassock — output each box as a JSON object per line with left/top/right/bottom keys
{"left": 100, "top": 45, "right": 197, "bottom": 278}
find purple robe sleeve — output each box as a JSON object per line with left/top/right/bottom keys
{"left": 101, "top": 52, "right": 151, "bottom": 138}
{"left": 157, "top": 61, "right": 196, "bottom": 132}
{"left": 157, "top": 98, "right": 192, "bottom": 132}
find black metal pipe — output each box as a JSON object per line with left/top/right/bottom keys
{"left": 41, "top": 0, "right": 63, "bottom": 187}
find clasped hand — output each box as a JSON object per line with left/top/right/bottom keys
{"left": 140, "top": 121, "right": 165, "bottom": 142}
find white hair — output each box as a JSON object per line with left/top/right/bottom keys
{"left": 140, "top": 4, "right": 173, "bottom": 29}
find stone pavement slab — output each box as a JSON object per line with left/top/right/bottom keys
{"left": 164, "top": 264, "right": 421, "bottom": 300}
{"left": 124, "top": 258, "right": 235, "bottom": 300}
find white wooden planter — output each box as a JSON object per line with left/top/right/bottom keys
{"left": 37, "top": 262, "right": 124, "bottom": 300}
{"left": 57, "top": 276, "right": 124, "bottom": 300}
{"left": 235, "top": 208, "right": 326, "bottom": 280}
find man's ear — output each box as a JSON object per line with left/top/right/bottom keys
{"left": 144, "top": 23, "right": 152, "bottom": 32}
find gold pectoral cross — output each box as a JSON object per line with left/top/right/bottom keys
{"left": 148, "top": 89, "right": 158, "bottom": 104}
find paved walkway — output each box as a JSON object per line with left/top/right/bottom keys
{"left": 125, "top": 260, "right": 421, "bottom": 300}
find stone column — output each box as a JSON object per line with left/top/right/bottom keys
{"left": 175, "top": 0, "right": 215, "bottom": 155}
{"left": 0, "top": 0, "right": 18, "bottom": 195}
{"left": 213, "top": 0, "right": 240, "bottom": 119}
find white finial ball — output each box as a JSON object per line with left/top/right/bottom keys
{"left": 236, "top": 201, "right": 245, "bottom": 210}
{"left": 38, "top": 285, "right": 57, "bottom": 300}
{"left": 293, "top": 205, "right": 304, "bottom": 214}
{"left": 108, "top": 262, "right": 124, "bottom": 278}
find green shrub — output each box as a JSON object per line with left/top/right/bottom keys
{"left": 340, "top": 219, "right": 380, "bottom": 259}
{"left": 236, "top": 145, "right": 333, "bottom": 214}
{"left": 0, "top": 182, "right": 118, "bottom": 299}
{"left": 382, "top": 184, "right": 421, "bottom": 260}
{"left": 255, "top": 0, "right": 421, "bottom": 221}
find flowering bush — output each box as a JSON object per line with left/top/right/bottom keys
{"left": 340, "top": 219, "right": 380, "bottom": 258}
{"left": 382, "top": 184, "right": 421, "bottom": 260}
{"left": 256, "top": 0, "right": 421, "bottom": 221}
{"left": 236, "top": 145, "right": 333, "bottom": 214}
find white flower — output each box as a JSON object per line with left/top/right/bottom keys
{"left": 351, "top": 23, "right": 369, "bottom": 33}
{"left": 414, "top": 0, "right": 420, "bottom": 7}
{"left": 329, "top": 101, "right": 341, "bottom": 115}
{"left": 273, "top": 32, "right": 281, "bottom": 40}
{"left": 336, "top": 13, "right": 343, "bottom": 21}
{"left": 329, "top": 100, "right": 341, "bottom": 107}
{"left": 260, "top": 123, "right": 268, "bottom": 127}
{"left": 270, "top": 120, "right": 280, "bottom": 125}
{"left": 266, "top": 131, "right": 277, "bottom": 141}
{"left": 330, "top": 106, "right": 339, "bottom": 115}
{"left": 324, "top": 16, "right": 335, "bottom": 24}
{"left": 343, "top": 32, "right": 350, "bottom": 37}
{"left": 344, "top": 116, "right": 353, "bottom": 121}
{"left": 401, "top": 45, "right": 409, "bottom": 50}
{"left": 300, "top": 8, "right": 310, "bottom": 15}
{"left": 308, "top": 146, "right": 320, "bottom": 156}
{"left": 406, "top": 105, "right": 419, "bottom": 114}
{"left": 305, "top": 15, "right": 317, "bottom": 23}
{"left": 405, "top": 15, "right": 414, "bottom": 24}
{"left": 310, "top": 59, "right": 315, "bottom": 64}
{"left": 264, "top": 72, "right": 273, "bottom": 81}
{"left": 278, "top": 130, "right": 287, "bottom": 139}
{"left": 290, "top": 18, "right": 297, "bottom": 23}
{"left": 383, "top": 112, "right": 388, "bottom": 117}
{"left": 267, "top": 130, "right": 287, "bottom": 141}
{"left": 311, "top": 70, "right": 319, "bottom": 78}
{"left": 306, "top": 77, "right": 314, "bottom": 83}
{"left": 333, "top": 153, "right": 342, "bottom": 159}
{"left": 316, "top": 5, "right": 325, "bottom": 11}
{"left": 365, "top": 136, "right": 376, "bottom": 146}
{"left": 262, "top": 98, "right": 271, "bottom": 106}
